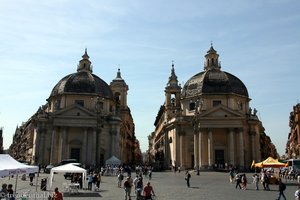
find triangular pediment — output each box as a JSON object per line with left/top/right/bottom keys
{"left": 200, "top": 104, "right": 243, "bottom": 118}
{"left": 54, "top": 104, "right": 95, "bottom": 117}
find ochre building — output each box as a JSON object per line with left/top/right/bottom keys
{"left": 286, "top": 103, "right": 300, "bottom": 158}
{"left": 148, "top": 46, "right": 277, "bottom": 170}
{"left": 9, "top": 50, "right": 141, "bottom": 166}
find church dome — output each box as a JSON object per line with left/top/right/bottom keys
{"left": 181, "top": 46, "right": 248, "bottom": 98}
{"left": 49, "top": 50, "right": 113, "bottom": 99}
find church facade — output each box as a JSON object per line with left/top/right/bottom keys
{"left": 9, "top": 50, "right": 142, "bottom": 167}
{"left": 148, "top": 46, "right": 277, "bottom": 170}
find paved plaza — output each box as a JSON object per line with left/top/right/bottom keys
{"left": 1, "top": 171, "right": 299, "bottom": 200}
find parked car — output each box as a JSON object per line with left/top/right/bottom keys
{"left": 63, "top": 163, "right": 82, "bottom": 179}
{"left": 59, "top": 159, "right": 78, "bottom": 166}
{"left": 44, "top": 164, "right": 55, "bottom": 173}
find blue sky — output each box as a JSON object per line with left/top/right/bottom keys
{"left": 0, "top": 0, "right": 299, "bottom": 156}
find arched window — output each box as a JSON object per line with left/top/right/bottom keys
{"left": 189, "top": 102, "right": 196, "bottom": 111}
{"left": 114, "top": 92, "right": 121, "bottom": 104}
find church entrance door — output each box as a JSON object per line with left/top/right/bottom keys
{"left": 215, "top": 149, "right": 224, "bottom": 168}
{"left": 70, "top": 148, "right": 81, "bottom": 163}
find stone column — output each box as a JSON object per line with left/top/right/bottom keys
{"left": 33, "top": 125, "right": 43, "bottom": 165}
{"left": 115, "top": 128, "right": 120, "bottom": 158}
{"left": 239, "top": 129, "right": 244, "bottom": 168}
{"left": 194, "top": 132, "right": 199, "bottom": 168}
{"left": 59, "top": 127, "right": 67, "bottom": 161}
{"left": 255, "top": 131, "right": 261, "bottom": 161}
{"left": 208, "top": 129, "right": 213, "bottom": 168}
{"left": 251, "top": 132, "right": 255, "bottom": 161}
{"left": 111, "top": 130, "right": 116, "bottom": 157}
{"left": 33, "top": 126, "right": 40, "bottom": 165}
{"left": 50, "top": 128, "right": 57, "bottom": 164}
{"left": 228, "top": 128, "right": 235, "bottom": 165}
{"left": 39, "top": 124, "right": 45, "bottom": 165}
{"left": 175, "top": 126, "right": 181, "bottom": 168}
{"left": 198, "top": 130, "right": 203, "bottom": 168}
{"left": 82, "top": 128, "right": 88, "bottom": 164}
{"left": 93, "top": 129, "right": 97, "bottom": 165}
{"left": 179, "top": 132, "right": 185, "bottom": 168}
{"left": 164, "top": 131, "right": 170, "bottom": 169}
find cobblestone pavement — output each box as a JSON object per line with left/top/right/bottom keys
{"left": 1, "top": 171, "right": 299, "bottom": 200}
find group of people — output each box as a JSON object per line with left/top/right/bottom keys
{"left": 230, "top": 169, "right": 272, "bottom": 191}
{"left": 87, "top": 172, "right": 101, "bottom": 191}
{"left": 233, "top": 172, "right": 248, "bottom": 190}
{"left": 121, "top": 173, "right": 155, "bottom": 200}
{"left": 229, "top": 168, "right": 300, "bottom": 200}
{"left": 0, "top": 183, "right": 15, "bottom": 200}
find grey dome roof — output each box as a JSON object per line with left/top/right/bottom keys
{"left": 182, "top": 69, "right": 248, "bottom": 98}
{"left": 182, "top": 45, "right": 249, "bottom": 98}
{"left": 50, "top": 71, "right": 113, "bottom": 98}
{"left": 49, "top": 50, "right": 113, "bottom": 98}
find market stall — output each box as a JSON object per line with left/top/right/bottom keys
{"left": 251, "top": 157, "right": 287, "bottom": 184}
{"left": 0, "top": 154, "right": 39, "bottom": 194}
{"left": 49, "top": 163, "right": 87, "bottom": 189}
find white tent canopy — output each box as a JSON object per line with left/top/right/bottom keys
{"left": 49, "top": 163, "right": 87, "bottom": 189}
{"left": 105, "top": 156, "right": 121, "bottom": 166}
{"left": 0, "top": 154, "right": 39, "bottom": 177}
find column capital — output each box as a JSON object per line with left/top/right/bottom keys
{"left": 228, "top": 128, "right": 234, "bottom": 132}
{"left": 249, "top": 131, "right": 256, "bottom": 136}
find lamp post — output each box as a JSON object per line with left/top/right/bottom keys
{"left": 192, "top": 98, "right": 203, "bottom": 175}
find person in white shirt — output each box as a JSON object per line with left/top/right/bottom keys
{"left": 295, "top": 186, "right": 300, "bottom": 200}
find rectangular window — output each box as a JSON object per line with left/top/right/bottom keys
{"left": 189, "top": 102, "right": 196, "bottom": 111}
{"left": 213, "top": 100, "right": 221, "bottom": 107}
{"left": 75, "top": 100, "right": 84, "bottom": 107}
{"left": 239, "top": 102, "right": 243, "bottom": 110}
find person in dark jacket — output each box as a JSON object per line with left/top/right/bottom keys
{"left": 185, "top": 171, "right": 191, "bottom": 187}
{"left": 276, "top": 178, "right": 286, "bottom": 200}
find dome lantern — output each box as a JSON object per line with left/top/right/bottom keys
{"left": 204, "top": 44, "right": 221, "bottom": 71}
{"left": 77, "top": 48, "right": 93, "bottom": 73}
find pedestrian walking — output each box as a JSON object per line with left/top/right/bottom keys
{"left": 261, "top": 171, "right": 270, "bottom": 190}
{"left": 29, "top": 173, "right": 35, "bottom": 186}
{"left": 118, "top": 172, "right": 124, "bottom": 188}
{"left": 0, "top": 183, "right": 8, "bottom": 198}
{"left": 241, "top": 174, "right": 247, "bottom": 190}
{"left": 124, "top": 177, "right": 132, "bottom": 200}
{"left": 7, "top": 184, "right": 15, "bottom": 200}
{"left": 143, "top": 182, "right": 155, "bottom": 200}
{"left": 185, "top": 171, "right": 191, "bottom": 188}
{"left": 87, "top": 172, "right": 93, "bottom": 190}
{"left": 229, "top": 169, "right": 235, "bottom": 183}
{"left": 235, "top": 173, "right": 241, "bottom": 189}
{"left": 276, "top": 178, "right": 286, "bottom": 200}
{"left": 51, "top": 187, "right": 63, "bottom": 200}
{"left": 135, "top": 177, "right": 143, "bottom": 200}
{"left": 96, "top": 173, "right": 101, "bottom": 190}
{"left": 295, "top": 186, "right": 300, "bottom": 200}
{"left": 252, "top": 173, "right": 259, "bottom": 190}
{"left": 148, "top": 169, "right": 152, "bottom": 180}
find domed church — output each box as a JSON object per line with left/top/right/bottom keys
{"left": 148, "top": 45, "right": 277, "bottom": 170}
{"left": 9, "top": 50, "right": 142, "bottom": 166}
